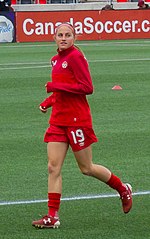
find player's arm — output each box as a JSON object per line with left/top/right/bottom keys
{"left": 39, "top": 93, "right": 55, "bottom": 113}
{"left": 46, "top": 55, "right": 93, "bottom": 95}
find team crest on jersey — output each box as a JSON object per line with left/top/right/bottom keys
{"left": 62, "top": 61, "right": 68, "bottom": 68}
{"left": 51, "top": 60, "right": 57, "bottom": 66}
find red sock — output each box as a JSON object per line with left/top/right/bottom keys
{"left": 48, "top": 193, "right": 61, "bottom": 218}
{"left": 106, "top": 173, "right": 126, "bottom": 195}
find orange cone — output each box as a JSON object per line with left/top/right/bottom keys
{"left": 112, "top": 85, "right": 122, "bottom": 90}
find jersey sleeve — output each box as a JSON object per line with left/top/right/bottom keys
{"left": 39, "top": 93, "right": 56, "bottom": 109}
{"left": 46, "top": 54, "right": 93, "bottom": 95}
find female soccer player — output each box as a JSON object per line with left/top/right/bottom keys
{"left": 32, "top": 23, "right": 132, "bottom": 229}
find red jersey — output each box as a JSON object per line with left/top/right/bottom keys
{"left": 45, "top": 45, "right": 94, "bottom": 127}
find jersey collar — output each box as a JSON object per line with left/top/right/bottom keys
{"left": 57, "top": 45, "right": 75, "bottom": 56}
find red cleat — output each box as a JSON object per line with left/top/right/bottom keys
{"left": 32, "top": 215, "right": 60, "bottom": 229}
{"left": 120, "top": 183, "right": 132, "bottom": 213}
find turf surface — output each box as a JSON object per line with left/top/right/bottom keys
{"left": 0, "top": 40, "right": 150, "bottom": 239}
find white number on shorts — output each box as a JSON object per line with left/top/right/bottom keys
{"left": 71, "top": 129, "right": 85, "bottom": 144}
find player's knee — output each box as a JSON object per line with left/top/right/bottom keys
{"left": 48, "top": 162, "right": 54, "bottom": 174}
{"left": 48, "top": 161, "right": 57, "bottom": 174}
{"left": 47, "top": 159, "right": 62, "bottom": 177}
{"left": 80, "top": 167, "right": 92, "bottom": 176}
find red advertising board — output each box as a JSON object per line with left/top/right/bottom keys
{"left": 16, "top": 10, "right": 150, "bottom": 42}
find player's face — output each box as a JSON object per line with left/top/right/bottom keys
{"left": 54, "top": 26, "right": 75, "bottom": 51}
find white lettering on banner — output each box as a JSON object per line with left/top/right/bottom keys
{"left": 22, "top": 17, "right": 150, "bottom": 36}
{"left": 74, "top": 21, "right": 83, "bottom": 34}
{"left": 35, "top": 23, "right": 44, "bottom": 35}
{"left": 141, "top": 20, "right": 150, "bottom": 32}
{"left": 122, "top": 21, "right": 131, "bottom": 33}
{"left": 105, "top": 21, "right": 113, "bottom": 33}
{"left": 23, "top": 18, "right": 57, "bottom": 35}
{"left": 84, "top": 17, "right": 94, "bottom": 34}
{"left": 23, "top": 18, "right": 34, "bottom": 35}
{"left": 95, "top": 21, "right": 103, "bottom": 34}
{"left": 114, "top": 21, "right": 122, "bottom": 33}
{"left": 131, "top": 20, "right": 138, "bottom": 32}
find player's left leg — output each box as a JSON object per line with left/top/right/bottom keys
{"left": 74, "top": 145, "right": 132, "bottom": 213}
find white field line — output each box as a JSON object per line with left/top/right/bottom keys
{"left": 0, "top": 191, "right": 150, "bottom": 206}
{"left": 0, "top": 65, "right": 50, "bottom": 70}
{"left": 0, "top": 41, "right": 150, "bottom": 48}
{"left": 0, "top": 62, "right": 49, "bottom": 66}
{"left": 0, "top": 58, "right": 150, "bottom": 71}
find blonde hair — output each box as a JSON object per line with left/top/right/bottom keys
{"left": 55, "top": 23, "right": 75, "bottom": 36}
{"left": 74, "top": 45, "right": 85, "bottom": 57}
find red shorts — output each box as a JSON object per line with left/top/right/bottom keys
{"left": 44, "top": 125, "right": 98, "bottom": 152}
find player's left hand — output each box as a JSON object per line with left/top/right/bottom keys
{"left": 39, "top": 105, "right": 47, "bottom": 113}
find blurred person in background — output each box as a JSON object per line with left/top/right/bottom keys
{"left": 102, "top": 4, "right": 114, "bottom": 10}
{"left": 138, "top": 0, "right": 150, "bottom": 9}
{"left": 0, "top": 0, "right": 13, "bottom": 11}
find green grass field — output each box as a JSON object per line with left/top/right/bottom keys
{"left": 0, "top": 40, "right": 150, "bottom": 239}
